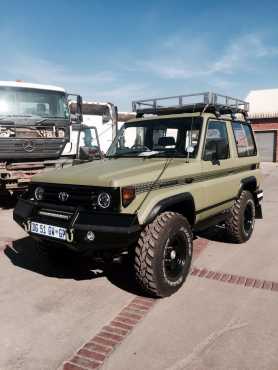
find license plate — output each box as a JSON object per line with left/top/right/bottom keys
{"left": 30, "top": 222, "right": 66, "bottom": 240}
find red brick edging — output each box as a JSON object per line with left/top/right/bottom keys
{"left": 190, "top": 267, "right": 278, "bottom": 292}
{"left": 61, "top": 238, "right": 208, "bottom": 370}
{"left": 63, "top": 296, "right": 157, "bottom": 370}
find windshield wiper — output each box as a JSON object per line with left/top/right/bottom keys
{"left": 36, "top": 117, "right": 52, "bottom": 124}
{"left": 7, "top": 114, "right": 33, "bottom": 118}
{"left": 142, "top": 152, "right": 188, "bottom": 158}
{"left": 0, "top": 117, "right": 15, "bottom": 124}
{"left": 36, "top": 117, "right": 66, "bottom": 125}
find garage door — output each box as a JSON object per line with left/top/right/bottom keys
{"left": 255, "top": 131, "right": 276, "bottom": 162}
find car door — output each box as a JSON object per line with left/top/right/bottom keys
{"left": 200, "top": 119, "right": 236, "bottom": 219}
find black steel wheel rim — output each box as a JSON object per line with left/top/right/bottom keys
{"left": 243, "top": 202, "right": 254, "bottom": 234}
{"left": 164, "top": 233, "right": 186, "bottom": 280}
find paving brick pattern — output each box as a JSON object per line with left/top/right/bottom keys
{"left": 62, "top": 296, "right": 156, "bottom": 370}
{"left": 190, "top": 267, "right": 278, "bottom": 292}
{"left": 61, "top": 238, "right": 208, "bottom": 370}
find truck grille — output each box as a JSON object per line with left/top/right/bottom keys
{"left": 0, "top": 139, "right": 67, "bottom": 160}
{"left": 29, "top": 183, "right": 120, "bottom": 212}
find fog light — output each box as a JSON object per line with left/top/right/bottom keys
{"left": 86, "top": 231, "right": 95, "bottom": 242}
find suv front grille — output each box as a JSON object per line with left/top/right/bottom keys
{"left": 29, "top": 183, "right": 120, "bottom": 212}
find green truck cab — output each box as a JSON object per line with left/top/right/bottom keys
{"left": 13, "top": 92, "right": 263, "bottom": 297}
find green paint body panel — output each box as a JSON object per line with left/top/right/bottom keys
{"left": 31, "top": 113, "right": 262, "bottom": 226}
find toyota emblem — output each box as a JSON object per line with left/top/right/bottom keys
{"left": 58, "top": 192, "right": 69, "bottom": 202}
{"left": 22, "top": 140, "right": 35, "bottom": 152}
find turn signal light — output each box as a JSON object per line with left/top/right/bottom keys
{"left": 122, "top": 186, "right": 136, "bottom": 208}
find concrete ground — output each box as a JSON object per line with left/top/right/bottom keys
{"left": 102, "top": 163, "right": 278, "bottom": 370}
{"left": 0, "top": 162, "right": 277, "bottom": 370}
{"left": 0, "top": 210, "right": 135, "bottom": 370}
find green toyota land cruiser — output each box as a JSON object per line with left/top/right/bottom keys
{"left": 13, "top": 92, "right": 263, "bottom": 297}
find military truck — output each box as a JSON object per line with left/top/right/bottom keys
{"left": 0, "top": 81, "right": 101, "bottom": 194}
{"left": 13, "top": 92, "right": 263, "bottom": 297}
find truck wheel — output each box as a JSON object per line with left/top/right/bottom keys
{"left": 134, "top": 212, "right": 193, "bottom": 298}
{"left": 225, "top": 190, "right": 255, "bottom": 243}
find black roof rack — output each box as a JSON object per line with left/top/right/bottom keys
{"left": 132, "top": 92, "right": 249, "bottom": 119}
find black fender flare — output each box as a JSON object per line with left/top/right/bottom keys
{"left": 238, "top": 176, "right": 263, "bottom": 218}
{"left": 238, "top": 176, "right": 257, "bottom": 197}
{"left": 144, "top": 192, "right": 196, "bottom": 225}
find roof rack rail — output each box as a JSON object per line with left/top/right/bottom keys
{"left": 132, "top": 92, "right": 249, "bottom": 118}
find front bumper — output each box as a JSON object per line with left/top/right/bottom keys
{"left": 13, "top": 198, "right": 141, "bottom": 252}
{"left": 254, "top": 189, "right": 263, "bottom": 219}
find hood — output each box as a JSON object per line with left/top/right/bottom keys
{"left": 32, "top": 157, "right": 199, "bottom": 188}
{"left": 32, "top": 157, "right": 172, "bottom": 187}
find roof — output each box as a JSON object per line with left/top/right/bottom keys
{"left": 246, "top": 89, "right": 278, "bottom": 119}
{"left": 118, "top": 112, "right": 136, "bottom": 122}
{"left": 127, "top": 111, "right": 208, "bottom": 124}
{"left": 71, "top": 101, "right": 136, "bottom": 121}
{"left": 70, "top": 101, "right": 112, "bottom": 115}
{"left": 0, "top": 81, "right": 65, "bottom": 93}
{"left": 133, "top": 92, "right": 249, "bottom": 118}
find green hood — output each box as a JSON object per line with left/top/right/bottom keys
{"left": 32, "top": 158, "right": 176, "bottom": 187}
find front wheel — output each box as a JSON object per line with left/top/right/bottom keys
{"left": 225, "top": 190, "right": 256, "bottom": 243}
{"left": 134, "top": 212, "right": 193, "bottom": 298}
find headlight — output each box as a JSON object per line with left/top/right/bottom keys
{"left": 34, "top": 186, "right": 45, "bottom": 201}
{"left": 97, "top": 192, "right": 111, "bottom": 209}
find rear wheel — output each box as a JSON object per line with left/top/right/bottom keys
{"left": 134, "top": 212, "right": 193, "bottom": 297}
{"left": 225, "top": 190, "right": 256, "bottom": 243}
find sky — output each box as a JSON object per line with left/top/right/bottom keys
{"left": 1, "top": 0, "right": 278, "bottom": 110}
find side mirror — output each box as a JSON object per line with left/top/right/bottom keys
{"left": 79, "top": 146, "right": 102, "bottom": 161}
{"left": 76, "top": 95, "right": 83, "bottom": 123}
{"left": 77, "top": 125, "right": 103, "bottom": 161}
{"left": 68, "top": 94, "right": 83, "bottom": 123}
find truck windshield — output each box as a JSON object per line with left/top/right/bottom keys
{"left": 0, "top": 87, "right": 69, "bottom": 119}
{"left": 107, "top": 117, "right": 202, "bottom": 158}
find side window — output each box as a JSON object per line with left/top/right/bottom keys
{"left": 232, "top": 122, "right": 257, "bottom": 157}
{"left": 203, "top": 121, "right": 229, "bottom": 161}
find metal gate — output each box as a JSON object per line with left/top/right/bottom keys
{"left": 255, "top": 131, "right": 276, "bottom": 162}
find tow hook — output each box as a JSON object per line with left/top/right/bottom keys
{"left": 66, "top": 228, "right": 74, "bottom": 243}
{"left": 23, "top": 220, "right": 31, "bottom": 233}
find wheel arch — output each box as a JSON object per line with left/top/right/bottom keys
{"left": 144, "top": 193, "right": 196, "bottom": 226}
{"left": 238, "top": 176, "right": 262, "bottom": 218}
{"left": 239, "top": 176, "right": 257, "bottom": 197}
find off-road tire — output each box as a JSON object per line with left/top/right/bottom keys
{"left": 134, "top": 212, "right": 193, "bottom": 298}
{"left": 225, "top": 190, "right": 256, "bottom": 243}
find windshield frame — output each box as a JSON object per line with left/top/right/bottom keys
{"left": 107, "top": 116, "right": 203, "bottom": 158}
{"left": 0, "top": 86, "right": 69, "bottom": 120}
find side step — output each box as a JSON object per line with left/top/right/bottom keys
{"left": 193, "top": 212, "right": 227, "bottom": 233}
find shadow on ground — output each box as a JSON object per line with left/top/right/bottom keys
{"left": 4, "top": 236, "right": 145, "bottom": 296}
{"left": 0, "top": 192, "right": 18, "bottom": 209}
{"left": 196, "top": 225, "right": 235, "bottom": 244}
{"left": 3, "top": 226, "right": 234, "bottom": 297}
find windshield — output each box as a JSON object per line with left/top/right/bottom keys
{"left": 107, "top": 117, "right": 202, "bottom": 158}
{"left": 0, "top": 87, "right": 69, "bottom": 119}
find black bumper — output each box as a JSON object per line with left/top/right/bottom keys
{"left": 13, "top": 198, "right": 141, "bottom": 253}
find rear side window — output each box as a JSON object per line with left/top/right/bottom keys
{"left": 232, "top": 122, "right": 257, "bottom": 157}
{"left": 203, "top": 120, "right": 230, "bottom": 160}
